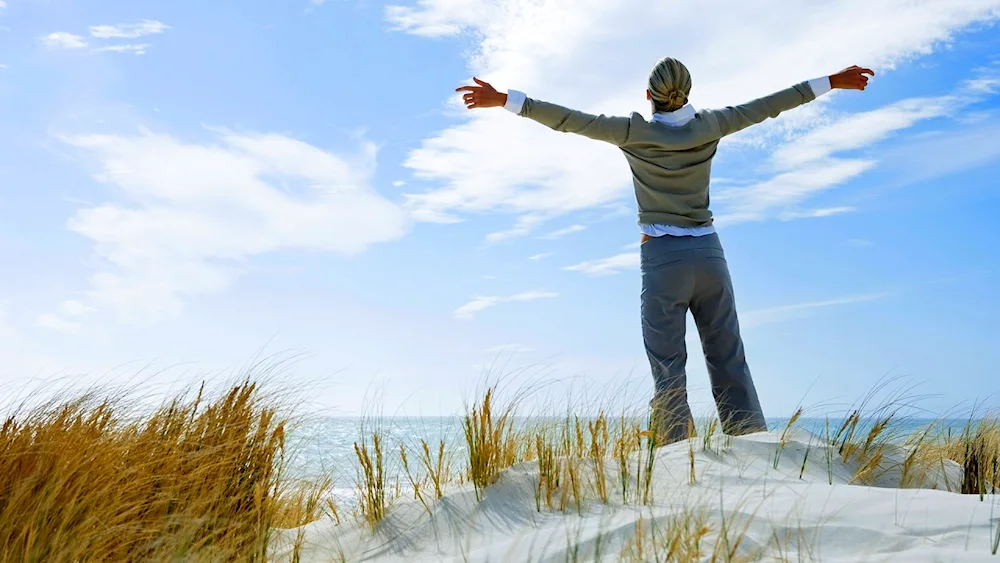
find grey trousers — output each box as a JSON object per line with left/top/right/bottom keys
{"left": 640, "top": 232, "right": 767, "bottom": 445}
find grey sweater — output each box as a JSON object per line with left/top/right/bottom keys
{"left": 514, "top": 82, "right": 819, "bottom": 227}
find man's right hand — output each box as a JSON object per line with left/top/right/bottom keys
{"left": 830, "top": 66, "right": 875, "bottom": 90}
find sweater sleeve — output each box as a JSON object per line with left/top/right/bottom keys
{"left": 708, "top": 81, "right": 819, "bottom": 138}
{"left": 504, "top": 90, "right": 632, "bottom": 146}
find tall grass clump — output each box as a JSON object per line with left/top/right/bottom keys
{"left": 354, "top": 432, "right": 387, "bottom": 527}
{"left": 588, "top": 412, "right": 610, "bottom": 504}
{"left": 0, "top": 379, "right": 291, "bottom": 561}
{"left": 913, "top": 412, "right": 1000, "bottom": 496}
{"left": 463, "top": 387, "right": 520, "bottom": 500}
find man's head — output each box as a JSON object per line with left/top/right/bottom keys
{"left": 647, "top": 57, "right": 692, "bottom": 114}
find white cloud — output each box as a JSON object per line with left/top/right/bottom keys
{"left": 742, "top": 292, "right": 890, "bottom": 328}
{"left": 40, "top": 32, "right": 88, "bottom": 50}
{"left": 454, "top": 290, "right": 557, "bottom": 319}
{"left": 563, "top": 252, "right": 638, "bottom": 277}
{"left": 94, "top": 44, "right": 150, "bottom": 55}
{"left": 713, "top": 159, "right": 877, "bottom": 224}
{"left": 528, "top": 252, "right": 553, "bottom": 261}
{"left": 848, "top": 238, "right": 874, "bottom": 247}
{"left": 391, "top": 0, "right": 1000, "bottom": 230}
{"left": 58, "top": 129, "right": 408, "bottom": 322}
{"left": 485, "top": 214, "right": 543, "bottom": 243}
{"left": 540, "top": 224, "right": 586, "bottom": 239}
{"left": 386, "top": 0, "right": 487, "bottom": 37}
{"left": 878, "top": 117, "right": 1000, "bottom": 188}
{"left": 392, "top": 180, "right": 406, "bottom": 187}
{"left": 36, "top": 314, "right": 82, "bottom": 334}
{"left": 0, "top": 64, "right": 7, "bottom": 70}
{"left": 770, "top": 96, "right": 956, "bottom": 170}
{"left": 712, "top": 72, "right": 998, "bottom": 224}
{"left": 60, "top": 300, "right": 98, "bottom": 316}
{"left": 89, "top": 20, "right": 169, "bottom": 39}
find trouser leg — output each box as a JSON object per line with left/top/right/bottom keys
{"left": 690, "top": 249, "right": 767, "bottom": 436}
{"left": 641, "top": 248, "right": 696, "bottom": 446}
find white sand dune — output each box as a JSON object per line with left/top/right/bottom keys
{"left": 271, "top": 430, "right": 999, "bottom": 562}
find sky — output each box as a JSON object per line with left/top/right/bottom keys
{"left": 0, "top": 0, "right": 999, "bottom": 418}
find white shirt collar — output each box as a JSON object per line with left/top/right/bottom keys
{"left": 651, "top": 103, "right": 697, "bottom": 126}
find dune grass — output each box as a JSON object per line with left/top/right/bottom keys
{"left": 0, "top": 379, "right": 323, "bottom": 561}
{"left": 4, "top": 369, "right": 999, "bottom": 561}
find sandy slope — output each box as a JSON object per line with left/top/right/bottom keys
{"left": 270, "top": 430, "right": 999, "bottom": 562}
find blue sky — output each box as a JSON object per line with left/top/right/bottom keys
{"left": 1, "top": 0, "right": 999, "bottom": 418}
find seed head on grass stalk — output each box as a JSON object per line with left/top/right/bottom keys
{"left": 774, "top": 407, "right": 803, "bottom": 470}
{"left": 588, "top": 412, "right": 609, "bottom": 504}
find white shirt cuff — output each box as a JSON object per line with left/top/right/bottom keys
{"left": 504, "top": 89, "right": 527, "bottom": 114}
{"left": 808, "top": 76, "right": 832, "bottom": 97}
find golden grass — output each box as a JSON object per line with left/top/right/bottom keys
{"left": 0, "top": 380, "right": 299, "bottom": 561}
{"left": 6, "top": 369, "right": 999, "bottom": 561}
{"left": 353, "top": 432, "right": 387, "bottom": 528}
{"left": 462, "top": 387, "right": 522, "bottom": 500}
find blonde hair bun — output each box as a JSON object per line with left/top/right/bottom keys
{"left": 648, "top": 57, "right": 692, "bottom": 113}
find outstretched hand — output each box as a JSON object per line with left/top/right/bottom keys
{"left": 830, "top": 66, "right": 875, "bottom": 90}
{"left": 456, "top": 77, "right": 508, "bottom": 109}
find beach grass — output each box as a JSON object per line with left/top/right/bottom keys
{"left": 3, "top": 372, "right": 999, "bottom": 561}
{"left": 0, "top": 379, "right": 310, "bottom": 561}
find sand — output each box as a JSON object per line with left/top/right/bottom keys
{"left": 270, "top": 429, "right": 999, "bottom": 562}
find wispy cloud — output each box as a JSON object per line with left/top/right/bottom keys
{"left": 715, "top": 72, "right": 1000, "bottom": 225}
{"left": 742, "top": 292, "right": 891, "bottom": 328}
{"left": 36, "top": 314, "right": 82, "bottom": 333}
{"left": 769, "top": 96, "right": 955, "bottom": 170}
{"left": 563, "top": 252, "right": 638, "bottom": 277}
{"left": 454, "top": 290, "right": 557, "bottom": 319}
{"left": 779, "top": 206, "right": 857, "bottom": 221}
{"left": 485, "top": 214, "right": 543, "bottom": 243}
{"left": 94, "top": 44, "right": 150, "bottom": 55}
{"left": 528, "top": 252, "right": 554, "bottom": 261}
{"left": 40, "top": 32, "right": 88, "bottom": 50}
{"left": 848, "top": 238, "right": 874, "bottom": 247}
{"left": 35, "top": 300, "right": 98, "bottom": 333}
{"left": 57, "top": 129, "right": 408, "bottom": 322}
{"left": 540, "top": 224, "right": 586, "bottom": 239}
{"left": 89, "top": 20, "right": 169, "bottom": 39}
{"left": 876, "top": 115, "right": 1000, "bottom": 190}
{"left": 713, "top": 159, "right": 876, "bottom": 224}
